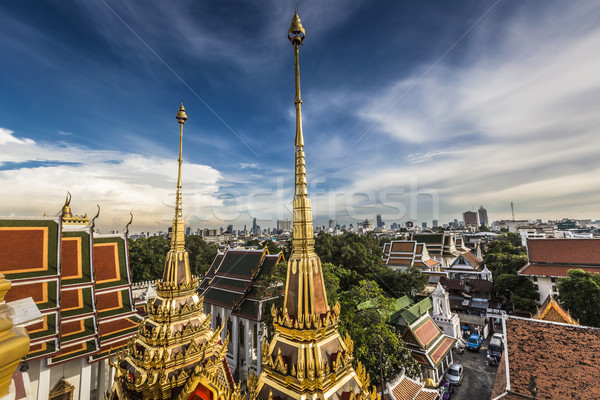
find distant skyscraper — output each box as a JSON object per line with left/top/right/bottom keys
{"left": 251, "top": 218, "right": 260, "bottom": 234}
{"left": 463, "top": 211, "right": 480, "bottom": 227}
{"left": 432, "top": 220, "right": 439, "bottom": 228}
{"left": 422, "top": 222, "right": 427, "bottom": 229}
{"left": 226, "top": 224, "right": 233, "bottom": 233}
{"left": 185, "top": 226, "right": 191, "bottom": 236}
{"left": 329, "top": 218, "right": 335, "bottom": 229}
{"left": 478, "top": 205, "right": 489, "bottom": 227}
{"left": 277, "top": 219, "right": 292, "bottom": 232}
{"left": 376, "top": 214, "right": 384, "bottom": 228}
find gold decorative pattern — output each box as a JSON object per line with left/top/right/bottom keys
{"left": 108, "top": 105, "right": 241, "bottom": 400}
{"left": 251, "top": 12, "right": 379, "bottom": 400}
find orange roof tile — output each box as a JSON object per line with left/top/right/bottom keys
{"left": 492, "top": 317, "right": 600, "bottom": 399}
{"left": 518, "top": 263, "right": 600, "bottom": 277}
{"left": 528, "top": 238, "right": 600, "bottom": 265}
{"left": 412, "top": 319, "right": 441, "bottom": 348}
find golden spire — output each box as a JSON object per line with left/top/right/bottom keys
{"left": 162, "top": 102, "right": 192, "bottom": 284}
{"left": 284, "top": 9, "right": 329, "bottom": 321}
{"left": 249, "top": 12, "right": 377, "bottom": 400}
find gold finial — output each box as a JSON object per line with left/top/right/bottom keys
{"left": 62, "top": 192, "right": 72, "bottom": 219}
{"left": 288, "top": 9, "right": 305, "bottom": 44}
{"left": 162, "top": 102, "right": 192, "bottom": 284}
{"left": 176, "top": 101, "right": 187, "bottom": 124}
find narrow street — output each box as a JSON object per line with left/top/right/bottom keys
{"left": 450, "top": 338, "right": 498, "bottom": 400}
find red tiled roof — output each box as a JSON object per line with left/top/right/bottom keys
{"left": 491, "top": 317, "right": 600, "bottom": 399}
{"left": 518, "top": 263, "right": 600, "bottom": 277}
{"left": 391, "top": 376, "right": 420, "bottom": 400}
{"left": 528, "top": 238, "right": 600, "bottom": 265}
{"left": 413, "top": 319, "right": 441, "bottom": 348}
{"left": 460, "top": 251, "right": 482, "bottom": 268}
{"left": 390, "top": 241, "right": 416, "bottom": 253}
{"left": 429, "top": 336, "right": 454, "bottom": 366}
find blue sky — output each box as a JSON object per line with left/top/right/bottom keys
{"left": 1, "top": 0, "right": 600, "bottom": 233}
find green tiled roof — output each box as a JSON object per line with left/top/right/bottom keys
{"left": 212, "top": 276, "right": 249, "bottom": 291}
{"left": 61, "top": 287, "right": 95, "bottom": 318}
{"left": 97, "top": 288, "right": 134, "bottom": 319}
{"left": 399, "top": 297, "right": 433, "bottom": 325}
{"left": 203, "top": 287, "right": 243, "bottom": 308}
{"left": 61, "top": 230, "right": 93, "bottom": 285}
{"left": 218, "top": 251, "right": 263, "bottom": 278}
{"left": 0, "top": 218, "right": 60, "bottom": 279}
{"left": 27, "top": 338, "right": 57, "bottom": 360}
{"left": 234, "top": 299, "right": 260, "bottom": 320}
{"left": 29, "top": 312, "right": 58, "bottom": 340}
{"left": 50, "top": 338, "right": 98, "bottom": 365}
{"left": 94, "top": 236, "right": 130, "bottom": 290}
{"left": 60, "top": 316, "right": 97, "bottom": 344}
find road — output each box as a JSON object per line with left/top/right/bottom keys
{"left": 450, "top": 338, "right": 498, "bottom": 400}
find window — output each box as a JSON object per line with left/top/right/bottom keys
{"left": 552, "top": 285, "right": 557, "bottom": 293}
{"left": 551, "top": 277, "right": 556, "bottom": 283}
{"left": 533, "top": 276, "right": 538, "bottom": 282}
{"left": 49, "top": 379, "right": 75, "bottom": 400}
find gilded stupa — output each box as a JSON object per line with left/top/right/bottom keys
{"left": 109, "top": 104, "right": 242, "bottom": 400}
{"left": 248, "top": 12, "right": 379, "bottom": 400}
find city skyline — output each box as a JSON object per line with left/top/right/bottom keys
{"left": 2, "top": 1, "right": 600, "bottom": 232}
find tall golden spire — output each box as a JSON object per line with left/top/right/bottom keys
{"left": 109, "top": 104, "right": 241, "bottom": 400}
{"left": 162, "top": 102, "right": 192, "bottom": 284}
{"left": 284, "top": 9, "right": 329, "bottom": 320}
{"left": 250, "top": 12, "right": 378, "bottom": 400}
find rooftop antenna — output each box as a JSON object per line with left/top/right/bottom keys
{"left": 511, "top": 202, "right": 515, "bottom": 221}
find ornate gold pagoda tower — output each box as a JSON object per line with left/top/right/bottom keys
{"left": 249, "top": 12, "right": 378, "bottom": 400}
{"left": 109, "top": 104, "right": 242, "bottom": 400}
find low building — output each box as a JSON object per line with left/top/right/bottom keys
{"left": 490, "top": 316, "right": 600, "bottom": 399}
{"left": 445, "top": 251, "right": 491, "bottom": 281}
{"left": 517, "top": 238, "right": 600, "bottom": 303}
{"left": 382, "top": 240, "right": 441, "bottom": 272}
{"left": 410, "top": 233, "right": 460, "bottom": 269}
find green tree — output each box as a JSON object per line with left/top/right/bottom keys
{"left": 262, "top": 240, "right": 282, "bottom": 255}
{"left": 128, "top": 236, "right": 170, "bottom": 282}
{"left": 493, "top": 274, "right": 538, "bottom": 313}
{"left": 185, "top": 235, "right": 217, "bottom": 278}
{"left": 558, "top": 269, "right": 600, "bottom": 327}
{"left": 338, "top": 280, "right": 421, "bottom": 392}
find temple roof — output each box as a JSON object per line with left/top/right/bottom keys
{"left": 200, "top": 248, "right": 284, "bottom": 321}
{"left": 491, "top": 316, "right": 600, "bottom": 399}
{"left": 533, "top": 293, "right": 578, "bottom": 325}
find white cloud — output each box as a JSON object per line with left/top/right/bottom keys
{"left": 303, "top": 1, "right": 600, "bottom": 223}
{"left": 0, "top": 128, "right": 222, "bottom": 232}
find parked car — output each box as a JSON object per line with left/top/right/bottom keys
{"left": 444, "top": 363, "right": 463, "bottom": 386}
{"left": 438, "top": 381, "right": 454, "bottom": 400}
{"left": 466, "top": 333, "right": 483, "bottom": 351}
{"left": 488, "top": 336, "right": 503, "bottom": 358}
{"left": 492, "top": 333, "right": 503, "bottom": 341}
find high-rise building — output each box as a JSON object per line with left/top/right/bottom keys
{"left": 463, "top": 210, "right": 480, "bottom": 227}
{"left": 422, "top": 222, "right": 427, "bottom": 229}
{"left": 252, "top": 217, "right": 260, "bottom": 234}
{"left": 376, "top": 214, "right": 384, "bottom": 228}
{"left": 478, "top": 205, "right": 489, "bottom": 227}
{"left": 433, "top": 219, "right": 439, "bottom": 228}
{"left": 227, "top": 224, "right": 234, "bottom": 233}
{"left": 328, "top": 218, "right": 335, "bottom": 229}
{"left": 277, "top": 219, "right": 292, "bottom": 232}
{"left": 250, "top": 12, "right": 376, "bottom": 400}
